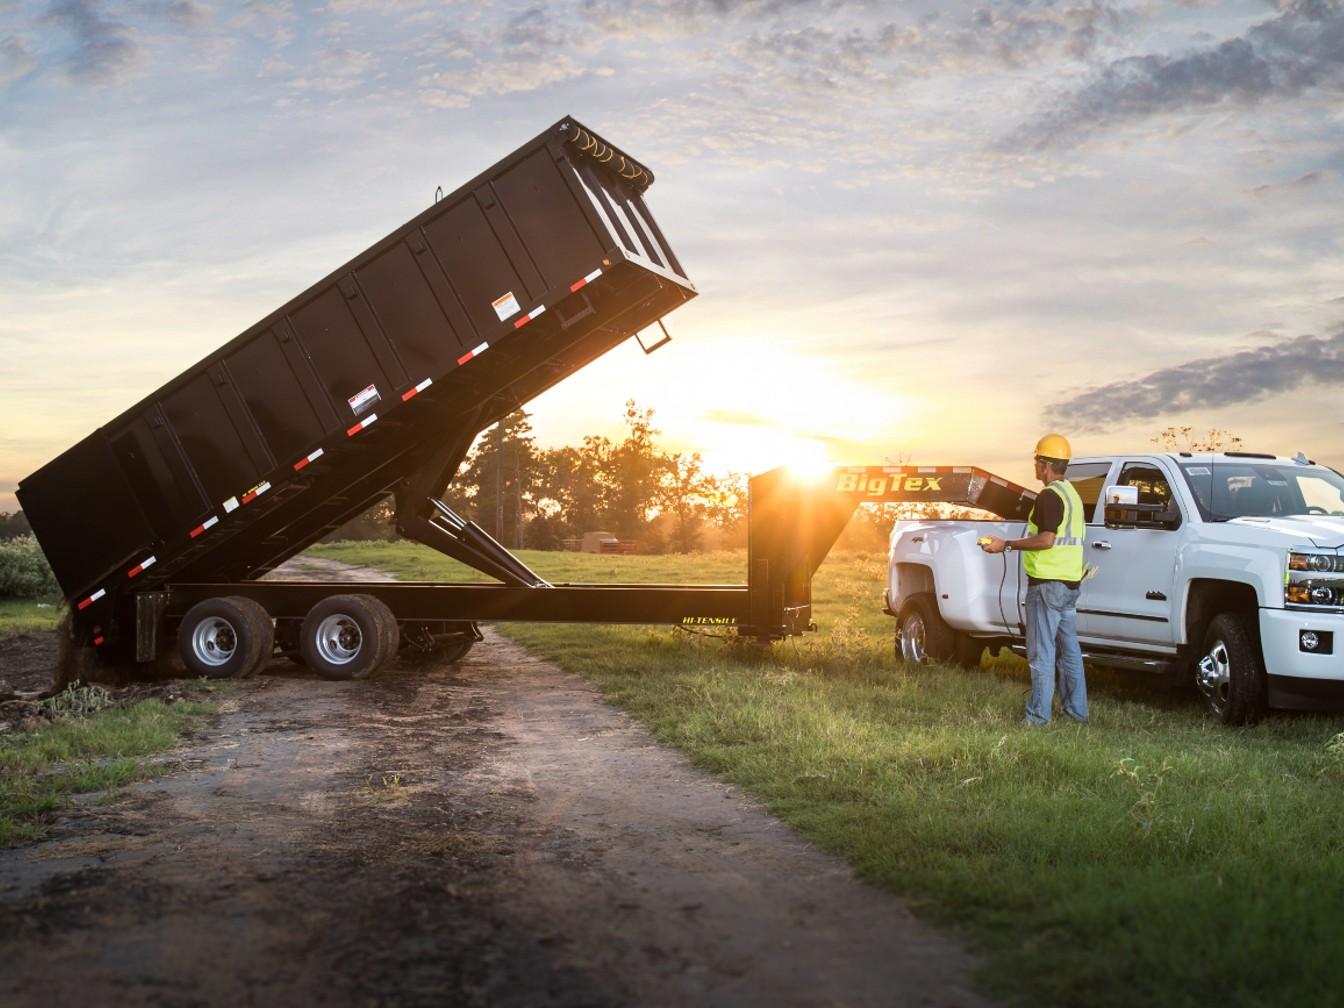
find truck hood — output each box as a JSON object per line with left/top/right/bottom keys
{"left": 1226, "top": 515, "right": 1344, "bottom": 549}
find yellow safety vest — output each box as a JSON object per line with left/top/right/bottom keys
{"left": 1023, "top": 479, "right": 1085, "bottom": 582}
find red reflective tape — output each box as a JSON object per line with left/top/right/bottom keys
{"left": 569, "top": 278, "right": 588, "bottom": 292}
{"left": 190, "top": 516, "right": 220, "bottom": 538}
{"left": 346, "top": 423, "right": 362, "bottom": 436}
{"left": 190, "top": 525, "right": 205, "bottom": 538}
{"left": 513, "top": 315, "right": 531, "bottom": 329}
{"left": 293, "top": 457, "right": 311, "bottom": 471}
{"left": 402, "top": 378, "right": 432, "bottom": 401}
{"left": 128, "top": 564, "right": 143, "bottom": 578}
{"left": 78, "top": 597, "right": 93, "bottom": 611}
{"left": 401, "top": 387, "right": 418, "bottom": 401}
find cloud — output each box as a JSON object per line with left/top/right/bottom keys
{"left": 1003, "top": 1, "right": 1344, "bottom": 150}
{"left": 0, "top": 35, "right": 36, "bottom": 85}
{"left": 45, "top": 0, "right": 148, "bottom": 83}
{"left": 1044, "top": 325, "right": 1344, "bottom": 430}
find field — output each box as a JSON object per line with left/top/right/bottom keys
{"left": 313, "top": 541, "right": 1344, "bottom": 1008}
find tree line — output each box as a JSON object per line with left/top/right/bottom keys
{"left": 337, "top": 401, "right": 758, "bottom": 553}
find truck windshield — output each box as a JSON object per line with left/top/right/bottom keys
{"left": 1178, "top": 460, "right": 1344, "bottom": 521}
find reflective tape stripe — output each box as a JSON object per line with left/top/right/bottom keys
{"left": 127, "top": 555, "right": 157, "bottom": 578}
{"left": 223, "top": 497, "right": 240, "bottom": 513}
{"left": 513, "top": 304, "right": 546, "bottom": 330}
{"left": 346, "top": 415, "right": 378, "bottom": 437}
{"left": 457, "top": 342, "right": 489, "bottom": 366}
{"left": 190, "top": 515, "right": 220, "bottom": 538}
{"left": 294, "top": 448, "right": 325, "bottom": 471}
{"left": 77, "top": 588, "right": 107, "bottom": 611}
{"left": 569, "top": 267, "right": 603, "bottom": 292}
{"left": 401, "top": 378, "right": 433, "bottom": 402}
{"left": 241, "top": 482, "right": 272, "bottom": 505}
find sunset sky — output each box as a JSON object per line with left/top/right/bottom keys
{"left": 3, "top": 0, "right": 1342, "bottom": 513}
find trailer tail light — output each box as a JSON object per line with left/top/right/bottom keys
{"left": 93, "top": 634, "right": 105, "bottom": 646}
{"left": 346, "top": 415, "right": 378, "bottom": 437}
{"left": 570, "top": 267, "right": 603, "bottom": 292}
{"left": 513, "top": 305, "right": 547, "bottom": 330}
{"left": 127, "top": 555, "right": 157, "bottom": 578}
{"left": 241, "top": 482, "right": 272, "bottom": 505}
{"left": 457, "top": 342, "right": 489, "bottom": 366}
{"left": 401, "top": 378, "right": 433, "bottom": 402}
{"left": 293, "top": 449, "right": 325, "bottom": 471}
{"left": 190, "top": 515, "right": 220, "bottom": 539}
{"left": 77, "top": 588, "right": 107, "bottom": 611}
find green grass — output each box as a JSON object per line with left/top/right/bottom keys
{"left": 0, "top": 599, "right": 61, "bottom": 634}
{"left": 310, "top": 541, "right": 1344, "bottom": 1007}
{"left": 0, "top": 684, "right": 221, "bottom": 846}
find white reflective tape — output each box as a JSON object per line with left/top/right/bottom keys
{"left": 89, "top": 589, "right": 106, "bottom": 603}
{"left": 414, "top": 378, "right": 432, "bottom": 394}
{"left": 140, "top": 555, "right": 157, "bottom": 571}
{"left": 307, "top": 449, "right": 324, "bottom": 463}
{"left": 527, "top": 305, "right": 546, "bottom": 321}
{"left": 584, "top": 267, "right": 603, "bottom": 284}
{"left": 471, "top": 342, "right": 488, "bottom": 356}
{"left": 224, "top": 497, "right": 240, "bottom": 513}
{"left": 256, "top": 482, "right": 271, "bottom": 497}
{"left": 202, "top": 516, "right": 219, "bottom": 531}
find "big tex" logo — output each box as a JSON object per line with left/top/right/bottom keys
{"left": 835, "top": 473, "right": 944, "bottom": 495}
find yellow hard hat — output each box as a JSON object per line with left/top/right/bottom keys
{"left": 1035, "top": 433, "right": 1072, "bottom": 461}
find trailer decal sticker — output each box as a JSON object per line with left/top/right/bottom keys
{"left": 835, "top": 473, "right": 943, "bottom": 494}
{"left": 680, "top": 616, "right": 737, "bottom": 626}
{"left": 570, "top": 267, "right": 603, "bottom": 292}
{"left": 223, "top": 496, "right": 240, "bottom": 513}
{"left": 293, "top": 448, "right": 325, "bottom": 471}
{"left": 77, "top": 588, "right": 107, "bottom": 610}
{"left": 346, "top": 414, "right": 378, "bottom": 437}
{"left": 189, "top": 515, "right": 220, "bottom": 538}
{"left": 401, "top": 378, "right": 433, "bottom": 402}
{"left": 492, "top": 291, "right": 521, "bottom": 321}
{"left": 347, "top": 384, "right": 380, "bottom": 417}
{"left": 127, "top": 555, "right": 157, "bottom": 578}
{"left": 241, "top": 482, "right": 272, "bottom": 505}
{"left": 513, "top": 304, "right": 547, "bottom": 330}
{"left": 457, "top": 342, "right": 490, "bottom": 366}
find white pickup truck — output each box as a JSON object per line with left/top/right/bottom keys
{"left": 884, "top": 451, "right": 1344, "bottom": 723}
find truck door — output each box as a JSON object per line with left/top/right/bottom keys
{"left": 1078, "top": 460, "right": 1180, "bottom": 647}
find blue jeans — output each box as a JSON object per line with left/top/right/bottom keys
{"left": 1024, "top": 580, "right": 1087, "bottom": 725}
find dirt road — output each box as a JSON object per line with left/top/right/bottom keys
{"left": 1, "top": 560, "right": 989, "bottom": 1007}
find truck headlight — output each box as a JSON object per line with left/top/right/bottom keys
{"left": 1286, "top": 552, "right": 1344, "bottom": 609}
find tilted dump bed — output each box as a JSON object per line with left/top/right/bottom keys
{"left": 20, "top": 117, "right": 695, "bottom": 630}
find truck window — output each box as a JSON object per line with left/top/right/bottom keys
{"left": 1118, "top": 462, "right": 1178, "bottom": 514}
{"left": 1064, "top": 461, "right": 1111, "bottom": 523}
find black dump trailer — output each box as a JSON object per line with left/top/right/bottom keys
{"left": 19, "top": 115, "right": 1035, "bottom": 681}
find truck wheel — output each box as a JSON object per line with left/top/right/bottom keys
{"left": 1195, "top": 612, "right": 1267, "bottom": 725}
{"left": 897, "top": 594, "right": 956, "bottom": 665}
{"left": 179, "top": 596, "right": 274, "bottom": 679}
{"left": 300, "top": 594, "right": 398, "bottom": 681}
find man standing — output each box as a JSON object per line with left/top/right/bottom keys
{"left": 980, "top": 434, "right": 1088, "bottom": 725}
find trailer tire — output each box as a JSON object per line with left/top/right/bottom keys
{"left": 1195, "top": 612, "right": 1267, "bottom": 725}
{"left": 300, "top": 594, "right": 398, "bottom": 681}
{"left": 179, "top": 596, "right": 274, "bottom": 679}
{"left": 896, "top": 594, "right": 957, "bottom": 666}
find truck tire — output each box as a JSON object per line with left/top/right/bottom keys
{"left": 179, "top": 596, "right": 274, "bottom": 679}
{"left": 1195, "top": 612, "right": 1267, "bottom": 725}
{"left": 897, "top": 594, "right": 957, "bottom": 665}
{"left": 300, "top": 594, "right": 398, "bottom": 681}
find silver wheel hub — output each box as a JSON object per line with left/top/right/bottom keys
{"left": 900, "top": 614, "right": 928, "bottom": 664}
{"left": 1196, "top": 639, "right": 1232, "bottom": 705}
{"left": 315, "top": 614, "right": 362, "bottom": 666}
{"left": 191, "top": 617, "right": 238, "bottom": 668}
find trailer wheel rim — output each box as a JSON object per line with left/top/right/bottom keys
{"left": 191, "top": 618, "right": 239, "bottom": 668}
{"left": 314, "top": 614, "right": 363, "bottom": 666}
{"left": 1196, "top": 639, "right": 1231, "bottom": 706}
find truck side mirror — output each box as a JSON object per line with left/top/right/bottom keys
{"left": 1103, "top": 485, "right": 1180, "bottom": 530}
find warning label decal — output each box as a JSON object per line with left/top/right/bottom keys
{"left": 348, "top": 384, "right": 381, "bottom": 416}
{"left": 492, "top": 291, "right": 521, "bottom": 321}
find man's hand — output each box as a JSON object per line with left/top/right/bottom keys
{"left": 979, "top": 535, "right": 1007, "bottom": 554}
